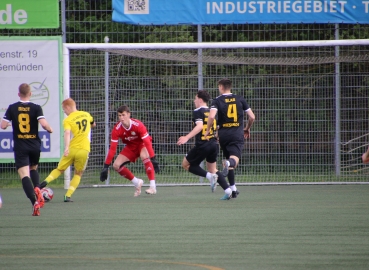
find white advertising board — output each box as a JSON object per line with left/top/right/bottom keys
{"left": 0, "top": 36, "right": 62, "bottom": 162}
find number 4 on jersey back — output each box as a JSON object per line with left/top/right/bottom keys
{"left": 227, "top": 104, "right": 237, "bottom": 122}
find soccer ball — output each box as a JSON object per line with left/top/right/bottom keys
{"left": 41, "top": 187, "right": 54, "bottom": 202}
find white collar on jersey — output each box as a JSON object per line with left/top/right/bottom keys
{"left": 194, "top": 106, "right": 209, "bottom": 111}
{"left": 122, "top": 119, "right": 132, "bottom": 130}
{"left": 222, "top": 93, "right": 233, "bottom": 96}
{"left": 19, "top": 100, "right": 31, "bottom": 103}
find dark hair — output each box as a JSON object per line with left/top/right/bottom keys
{"left": 218, "top": 78, "right": 232, "bottom": 89}
{"left": 117, "top": 105, "right": 130, "bottom": 113}
{"left": 197, "top": 90, "right": 211, "bottom": 103}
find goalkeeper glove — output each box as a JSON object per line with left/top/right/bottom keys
{"left": 151, "top": 156, "right": 160, "bottom": 173}
{"left": 100, "top": 164, "right": 110, "bottom": 182}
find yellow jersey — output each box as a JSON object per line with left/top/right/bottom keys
{"left": 63, "top": 110, "right": 94, "bottom": 152}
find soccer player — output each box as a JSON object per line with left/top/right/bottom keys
{"left": 177, "top": 90, "right": 233, "bottom": 200}
{"left": 100, "top": 105, "right": 160, "bottom": 196}
{"left": 1, "top": 83, "right": 53, "bottom": 216}
{"left": 205, "top": 79, "right": 255, "bottom": 198}
{"left": 40, "top": 98, "right": 96, "bottom": 202}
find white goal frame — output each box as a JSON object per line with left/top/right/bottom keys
{"left": 62, "top": 39, "right": 369, "bottom": 189}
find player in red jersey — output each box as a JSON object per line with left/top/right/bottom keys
{"left": 100, "top": 105, "right": 160, "bottom": 196}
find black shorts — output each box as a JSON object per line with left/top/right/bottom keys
{"left": 219, "top": 138, "right": 244, "bottom": 159}
{"left": 185, "top": 140, "right": 219, "bottom": 166}
{"left": 14, "top": 148, "right": 40, "bottom": 169}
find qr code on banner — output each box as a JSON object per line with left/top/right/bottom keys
{"left": 124, "top": 0, "right": 149, "bottom": 14}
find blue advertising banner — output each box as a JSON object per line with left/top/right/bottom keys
{"left": 112, "top": 0, "right": 369, "bottom": 25}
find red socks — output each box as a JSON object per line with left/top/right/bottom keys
{"left": 118, "top": 166, "right": 134, "bottom": 180}
{"left": 143, "top": 158, "right": 155, "bottom": 180}
{"left": 118, "top": 159, "right": 155, "bottom": 181}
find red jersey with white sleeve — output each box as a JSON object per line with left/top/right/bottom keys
{"left": 104, "top": 118, "right": 155, "bottom": 164}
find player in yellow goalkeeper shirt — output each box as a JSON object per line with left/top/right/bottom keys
{"left": 40, "top": 98, "right": 96, "bottom": 202}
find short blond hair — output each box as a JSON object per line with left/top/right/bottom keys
{"left": 19, "top": 83, "right": 31, "bottom": 97}
{"left": 62, "top": 98, "right": 76, "bottom": 109}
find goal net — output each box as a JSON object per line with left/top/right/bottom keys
{"left": 63, "top": 40, "right": 369, "bottom": 187}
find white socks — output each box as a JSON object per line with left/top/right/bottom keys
{"left": 131, "top": 177, "right": 140, "bottom": 187}
{"left": 132, "top": 177, "right": 156, "bottom": 189}
{"left": 205, "top": 172, "right": 213, "bottom": 181}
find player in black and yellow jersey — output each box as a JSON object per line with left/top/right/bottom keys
{"left": 205, "top": 79, "right": 255, "bottom": 199}
{"left": 177, "top": 90, "right": 232, "bottom": 200}
{"left": 1, "top": 83, "right": 53, "bottom": 216}
{"left": 40, "top": 98, "right": 96, "bottom": 202}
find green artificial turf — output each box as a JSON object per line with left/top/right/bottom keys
{"left": 0, "top": 185, "right": 368, "bottom": 270}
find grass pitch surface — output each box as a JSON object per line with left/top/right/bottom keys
{"left": 0, "top": 185, "right": 368, "bottom": 270}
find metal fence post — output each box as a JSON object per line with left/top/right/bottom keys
{"left": 197, "top": 24, "right": 203, "bottom": 90}
{"left": 197, "top": 25, "right": 206, "bottom": 183}
{"left": 63, "top": 44, "right": 70, "bottom": 189}
{"left": 104, "top": 36, "right": 110, "bottom": 184}
{"left": 335, "top": 24, "right": 341, "bottom": 176}
{"left": 61, "top": 0, "right": 66, "bottom": 43}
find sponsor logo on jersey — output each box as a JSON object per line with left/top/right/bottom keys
{"left": 125, "top": 136, "right": 138, "bottom": 141}
{"left": 223, "top": 123, "right": 240, "bottom": 127}
{"left": 17, "top": 134, "right": 36, "bottom": 139}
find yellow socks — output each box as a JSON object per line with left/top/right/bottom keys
{"left": 45, "top": 169, "right": 62, "bottom": 184}
{"left": 45, "top": 170, "right": 81, "bottom": 198}
{"left": 65, "top": 175, "right": 81, "bottom": 197}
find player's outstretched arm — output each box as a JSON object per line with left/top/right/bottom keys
{"left": 244, "top": 109, "right": 255, "bottom": 139}
{"left": 177, "top": 122, "right": 203, "bottom": 145}
{"left": 1, "top": 119, "right": 11, "bottom": 130}
{"left": 39, "top": 118, "right": 53, "bottom": 133}
{"left": 63, "top": 129, "right": 71, "bottom": 156}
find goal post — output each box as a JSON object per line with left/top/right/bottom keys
{"left": 62, "top": 44, "right": 71, "bottom": 190}
{"left": 62, "top": 39, "right": 369, "bottom": 188}
{"left": 64, "top": 39, "right": 369, "bottom": 50}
